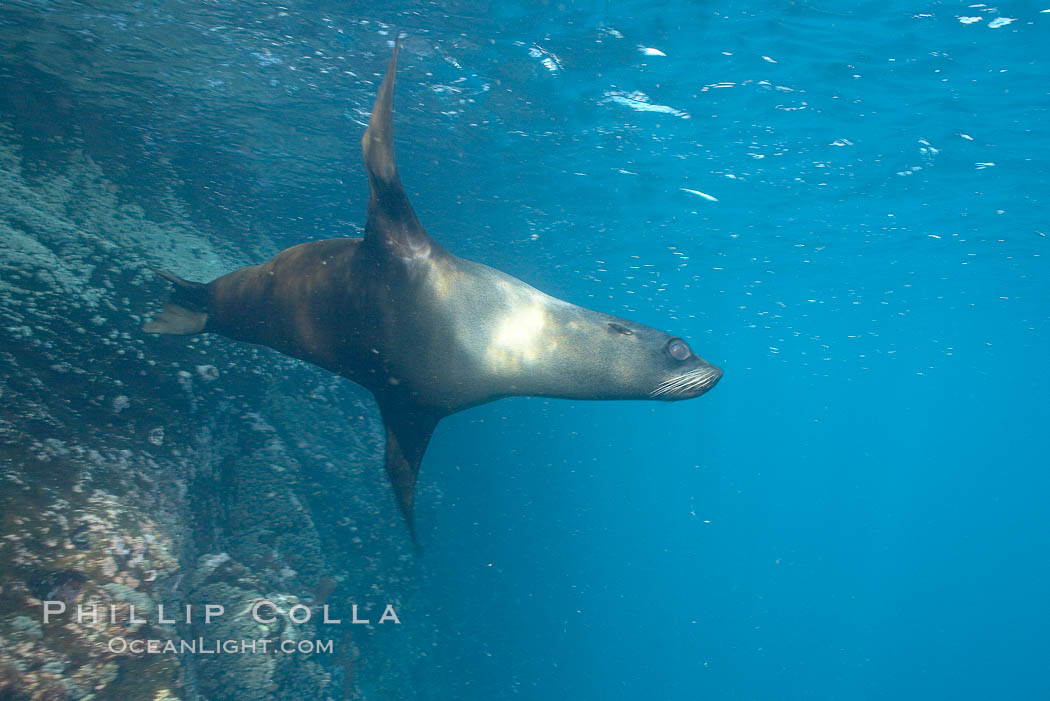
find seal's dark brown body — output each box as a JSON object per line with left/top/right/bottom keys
{"left": 146, "top": 45, "right": 722, "bottom": 549}
{"left": 206, "top": 239, "right": 366, "bottom": 375}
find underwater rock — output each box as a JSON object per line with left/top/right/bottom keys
{"left": 26, "top": 570, "right": 88, "bottom": 603}
{"left": 69, "top": 523, "right": 92, "bottom": 550}
{"left": 0, "top": 107, "right": 432, "bottom": 699}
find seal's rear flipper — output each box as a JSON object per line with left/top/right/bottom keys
{"left": 143, "top": 268, "right": 209, "bottom": 335}
{"left": 380, "top": 403, "right": 441, "bottom": 555}
{"left": 144, "top": 304, "right": 207, "bottom": 335}
{"left": 361, "top": 41, "right": 437, "bottom": 261}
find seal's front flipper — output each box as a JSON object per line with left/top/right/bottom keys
{"left": 143, "top": 268, "right": 209, "bottom": 335}
{"left": 361, "top": 42, "right": 437, "bottom": 261}
{"left": 379, "top": 403, "right": 440, "bottom": 554}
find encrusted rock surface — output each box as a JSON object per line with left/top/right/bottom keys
{"left": 0, "top": 116, "right": 437, "bottom": 699}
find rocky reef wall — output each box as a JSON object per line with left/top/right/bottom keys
{"left": 0, "top": 114, "right": 437, "bottom": 700}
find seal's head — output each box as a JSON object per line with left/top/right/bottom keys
{"left": 645, "top": 334, "right": 723, "bottom": 400}
{"left": 478, "top": 290, "right": 722, "bottom": 404}
{"left": 593, "top": 318, "right": 722, "bottom": 401}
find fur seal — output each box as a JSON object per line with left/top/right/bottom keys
{"left": 145, "top": 44, "right": 722, "bottom": 548}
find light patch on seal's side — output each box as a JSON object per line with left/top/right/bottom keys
{"left": 428, "top": 262, "right": 462, "bottom": 300}
{"left": 485, "top": 303, "right": 553, "bottom": 374}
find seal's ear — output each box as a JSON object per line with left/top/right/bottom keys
{"left": 378, "top": 401, "right": 441, "bottom": 555}
{"left": 361, "top": 41, "right": 437, "bottom": 262}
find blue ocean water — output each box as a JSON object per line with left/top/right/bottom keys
{"left": 2, "top": 0, "right": 1047, "bottom": 699}
{"left": 411, "top": 4, "right": 1050, "bottom": 699}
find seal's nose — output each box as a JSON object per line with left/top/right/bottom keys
{"left": 650, "top": 360, "right": 723, "bottom": 400}
{"left": 698, "top": 362, "right": 723, "bottom": 393}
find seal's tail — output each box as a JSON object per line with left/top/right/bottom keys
{"left": 143, "top": 267, "right": 209, "bottom": 335}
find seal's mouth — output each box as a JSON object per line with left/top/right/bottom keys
{"left": 649, "top": 364, "right": 723, "bottom": 400}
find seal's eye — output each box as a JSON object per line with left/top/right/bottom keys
{"left": 667, "top": 339, "right": 691, "bottom": 361}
